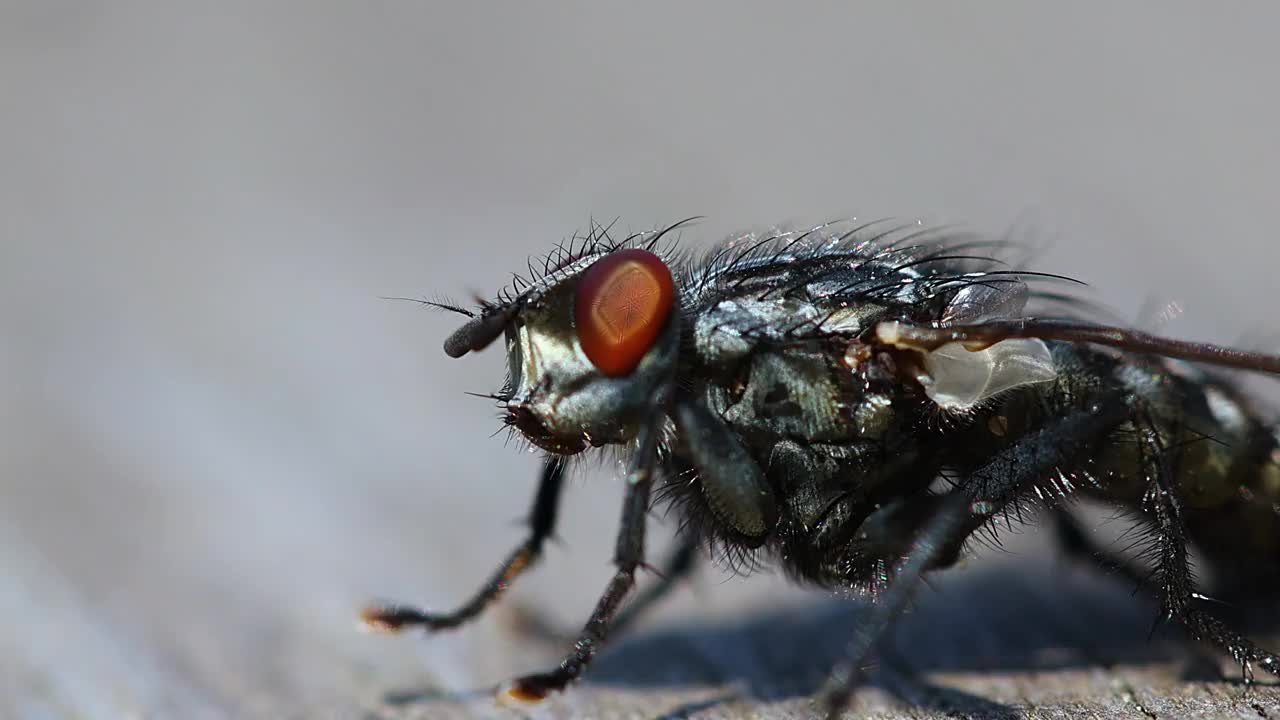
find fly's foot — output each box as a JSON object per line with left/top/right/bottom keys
{"left": 358, "top": 603, "right": 441, "bottom": 633}
{"left": 497, "top": 672, "right": 564, "bottom": 705}
{"left": 818, "top": 682, "right": 854, "bottom": 720}
{"left": 816, "top": 666, "right": 862, "bottom": 720}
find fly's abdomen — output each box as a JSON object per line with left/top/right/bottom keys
{"left": 1181, "top": 381, "right": 1280, "bottom": 595}
{"left": 1177, "top": 383, "right": 1279, "bottom": 508}
{"left": 1099, "top": 358, "right": 1280, "bottom": 596}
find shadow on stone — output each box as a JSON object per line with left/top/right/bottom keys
{"left": 586, "top": 561, "right": 1166, "bottom": 698}
{"left": 379, "top": 560, "right": 1280, "bottom": 715}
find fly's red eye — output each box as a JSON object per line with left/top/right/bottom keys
{"left": 574, "top": 248, "right": 675, "bottom": 377}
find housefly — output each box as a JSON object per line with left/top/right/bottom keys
{"left": 361, "top": 219, "right": 1280, "bottom": 717}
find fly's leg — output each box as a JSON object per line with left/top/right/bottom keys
{"left": 510, "top": 535, "right": 700, "bottom": 643}
{"left": 609, "top": 535, "right": 699, "bottom": 637}
{"left": 672, "top": 399, "right": 779, "bottom": 546}
{"left": 820, "top": 395, "right": 1130, "bottom": 719}
{"left": 818, "top": 492, "right": 974, "bottom": 718}
{"left": 502, "top": 417, "right": 662, "bottom": 702}
{"left": 504, "top": 393, "right": 764, "bottom": 702}
{"left": 1136, "top": 416, "right": 1280, "bottom": 682}
{"left": 1052, "top": 507, "right": 1226, "bottom": 680}
{"left": 1052, "top": 507, "right": 1153, "bottom": 590}
{"left": 360, "top": 455, "right": 566, "bottom": 633}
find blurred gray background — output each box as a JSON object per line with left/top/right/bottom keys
{"left": 3, "top": 3, "right": 1279, "bottom": 719}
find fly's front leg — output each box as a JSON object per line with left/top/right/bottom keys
{"left": 673, "top": 397, "right": 779, "bottom": 546}
{"left": 509, "top": 536, "right": 700, "bottom": 644}
{"left": 502, "top": 416, "right": 664, "bottom": 703}
{"left": 511, "top": 535, "right": 701, "bottom": 644}
{"left": 607, "top": 534, "right": 700, "bottom": 639}
{"left": 820, "top": 394, "right": 1130, "bottom": 719}
{"left": 360, "top": 455, "right": 566, "bottom": 633}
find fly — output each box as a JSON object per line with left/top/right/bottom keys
{"left": 361, "top": 219, "right": 1280, "bottom": 717}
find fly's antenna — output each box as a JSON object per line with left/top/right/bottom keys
{"left": 380, "top": 295, "right": 477, "bottom": 318}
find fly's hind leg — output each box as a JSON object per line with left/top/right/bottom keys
{"left": 1135, "top": 415, "right": 1280, "bottom": 683}
{"left": 360, "top": 455, "right": 566, "bottom": 633}
{"left": 1052, "top": 507, "right": 1226, "bottom": 680}
{"left": 1052, "top": 507, "right": 1153, "bottom": 590}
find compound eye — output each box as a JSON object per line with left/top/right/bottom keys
{"left": 574, "top": 248, "right": 675, "bottom": 376}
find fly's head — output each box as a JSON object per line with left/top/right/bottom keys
{"left": 443, "top": 247, "right": 681, "bottom": 455}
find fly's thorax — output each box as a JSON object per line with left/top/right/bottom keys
{"left": 692, "top": 297, "right": 886, "bottom": 369}
{"left": 716, "top": 349, "right": 852, "bottom": 442}
{"left": 503, "top": 267, "right": 681, "bottom": 453}
{"left": 697, "top": 339, "right": 909, "bottom": 457}
{"left": 689, "top": 294, "right": 912, "bottom": 444}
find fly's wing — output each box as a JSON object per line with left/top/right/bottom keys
{"left": 905, "top": 276, "right": 1063, "bottom": 411}
{"left": 939, "top": 280, "right": 1029, "bottom": 325}
{"left": 877, "top": 319, "right": 1280, "bottom": 379}
{"left": 915, "top": 337, "right": 1058, "bottom": 410}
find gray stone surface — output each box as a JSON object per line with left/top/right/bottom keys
{"left": 4, "top": 4, "right": 1280, "bottom": 719}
